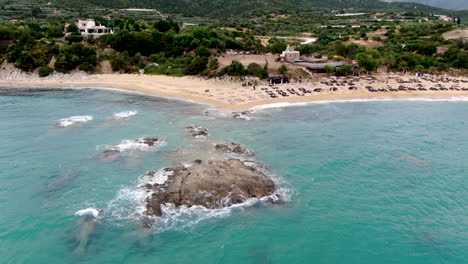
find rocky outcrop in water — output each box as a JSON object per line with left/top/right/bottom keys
{"left": 145, "top": 159, "right": 276, "bottom": 217}
{"left": 185, "top": 126, "right": 209, "bottom": 138}
{"left": 98, "top": 137, "right": 162, "bottom": 161}
{"left": 215, "top": 142, "right": 253, "bottom": 156}
{"left": 232, "top": 111, "right": 253, "bottom": 120}
{"left": 140, "top": 137, "right": 159, "bottom": 146}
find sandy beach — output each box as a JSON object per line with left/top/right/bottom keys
{"left": 1, "top": 68, "right": 468, "bottom": 111}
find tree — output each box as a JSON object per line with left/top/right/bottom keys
{"left": 47, "top": 25, "right": 65, "bottom": 38}
{"left": 38, "top": 66, "right": 52, "bottom": 77}
{"left": 54, "top": 43, "right": 97, "bottom": 72}
{"left": 66, "top": 24, "right": 79, "bottom": 34}
{"left": 278, "top": 64, "right": 288, "bottom": 75}
{"left": 186, "top": 56, "right": 208, "bottom": 75}
{"left": 195, "top": 46, "right": 211, "bottom": 57}
{"left": 31, "top": 7, "right": 44, "bottom": 18}
{"left": 398, "top": 61, "right": 408, "bottom": 73}
{"left": 15, "top": 51, "right": 36, "bottom": 72}
{"left": 247, "top": 63, "right": 263, "bottom": 77}
{"left": 356, "top": 53, "right": 379, "bottom": 72}
{"left": 208, "top": 57, "right": 219, "bottom": 70}
{"left": 267, "top": 38, "right": 287, "bottom": 54}
{"left": 110, "top": 52, "right": 132, "bottom": 72}
{"left": 219, "top": 60, "right": 247, "bottom": 76}
{"left": 324, "top": 65, "right": 335, "bottom": 76}
{"left": 336, "top": 64, "right": 353, "bottom": 76}
{"left": 414, "top": 65, "right": 425, "bottom": 73}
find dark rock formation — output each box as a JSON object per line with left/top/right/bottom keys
{"left": 98, "top": 137, "right": 161, "bottom": 161}
{"left": 232, "top": 111, "right": 253, "bottom": 120}
{"left": 145, "top": 159, "right": 276, "bottom": 217}
{"left": 98, "top": 149, "right": 121, "bottom": 161}
{"left": 185, "top": 126, "right": 209, "bottom": 138}
{"left": 141, "top": 137, "right": 159, "bottom": 146}
{"left": 214, "top": 142, "right": 253, "bottom": 156}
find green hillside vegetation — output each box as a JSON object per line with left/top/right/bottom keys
{"left": 390, "top": 0, "right": 466, "bottom": 11}
{"left": 1, "top": 0, "right": 467, "bottom": 21}
{"left": 0, "top": 17, "right": 466, "bottom": 78}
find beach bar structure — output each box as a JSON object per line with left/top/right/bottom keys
{"left": 280, "top": 45, "right": 300, "bottom": 61}
{"left": 290, "top": 60, "right": 345, "bottom": 72}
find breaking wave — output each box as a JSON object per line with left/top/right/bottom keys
{"left": 106, "top": 169, "right": 173, "bottom": 222}
{"left": 98, "top": 138, "right": 166, "bottom": 153}
{"left": 75, "top": 208, "right": 100, "bottom": 218}
{"left": 55, "top": 115, "right": 93, "bottom": 128}
{"left": 111, "top": 110, "right": 138, "bottom": 120}
{"left": 250, "top": 96, "right": 468, "bottom": 110}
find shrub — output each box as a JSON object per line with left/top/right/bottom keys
{"left": 38, "top": 66, "right": 52, "bottom": 77}
{"left": 278, "top": 64, "right": 288, "bottom": 74}
{"left": 195, "top": 46, "right": 211, "bottom": 57}
{"left": 15, "top": 51, "right": 36, "bottom": 72}
{"left": 65, "top": 35, "right": 84, "bottom": 44}
{"left": 247, "top": 62, "right": 263, "bottom": 77}
{"left": 218, "top": 60, "right": 247, "bottom": 76}
{"left": 79, "top": 62, "right": 96, "bottom": 72}
{"left": 186, "top": 56, "right": 208, "bottom": 75}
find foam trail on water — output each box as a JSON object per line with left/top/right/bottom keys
{"left": 98, "top": 138, "right": 166, "bottom": 153}
{"left": 111, "top": 110, "right": 138, "bottom": 120}
{"left": 251, "top": 96, "right": 468, "bottom": 111}
{"left": 106, "top": 169, "right": 172, "bottom": 221}
{"left": 56, "top": 115, "right": 93, "bottom": 127}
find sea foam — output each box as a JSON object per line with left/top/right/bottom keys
{"left": 111, "top": 110, "right": 138, "bottom": 120}
{"left": 99, "top": 138, "right": 166, "bottom": 153}
{"left": 75, "top": 208, "right": 100, "bottom": 218}
{"left": 56, "top": 115, "right": 93, "bottom": 127}
{"left": 250, "top": 96, "right": 468, "bottom": 111}
{"left": 106, "top": 169, "right": 173, "bottom": 222}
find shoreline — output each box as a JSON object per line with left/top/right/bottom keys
{"left": 1, "top": 73, "right": 468, "bottom": 111}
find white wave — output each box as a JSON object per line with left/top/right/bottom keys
{"left": 56, "top": 115, "right": 93, "bottom": 127}
{"left": 250, "top": 96, "right": 468, "bottom": 111}
{"left": 111, "top": 110, "right": 138, "bottom": 120}
{"left": 98, "top": 138, "right": 166, "bottom": 153}
{"left": 75, "top": 208, "right": 100, "bottom": 218}
{"left": 106, "top": 169, "right": 173, "bottom": 222}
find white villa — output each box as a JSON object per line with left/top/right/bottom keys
{"left": 67, "top": 19, "right": 113, "bottom": 36}
{"left": 280, "top": 45, "right": 300, "bottom": 61}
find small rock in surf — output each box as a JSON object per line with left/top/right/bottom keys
{"left": 185, "top": 126, "right": 209, "bottom": 138}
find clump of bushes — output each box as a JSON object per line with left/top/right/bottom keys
{"left": 38, "top": 66, "right": 52, "bottom": 77}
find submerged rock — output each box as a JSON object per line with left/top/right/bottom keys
{"left": 232, "top": 111, "right": 253, "bottom": 120}
{"left": 141, "top": 137, "right": 159, "bottom": 147}
{"left": 185, "top": 126, "right": 209, "bottom": 138}
{"left": 98, "top": 137, "right": 161, "bottom": 161}
{"left": 214, "top": 142, "right": 254, "bottom": 156}
{"left": 98, "top": 149, "right": 121, "bottom": 162}
{"left": 145, "top": 159, "right": 276, "bottom": 217}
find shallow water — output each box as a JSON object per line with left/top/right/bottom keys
{"left": 1, "top": 88, "right": 468, "bottom": 264}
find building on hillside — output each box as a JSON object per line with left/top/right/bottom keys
{"left": 280, "top": 45, "right": 300, "bottom": 61}
{"left": 67, "top": 19, "right": 113, "bottom": 36}
{"left": 436, "top": 15, "right": 454, "bottom": 22}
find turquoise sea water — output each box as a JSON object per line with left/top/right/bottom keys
{"left": 1, "top": 88, "right": 468, "bottom": 264}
